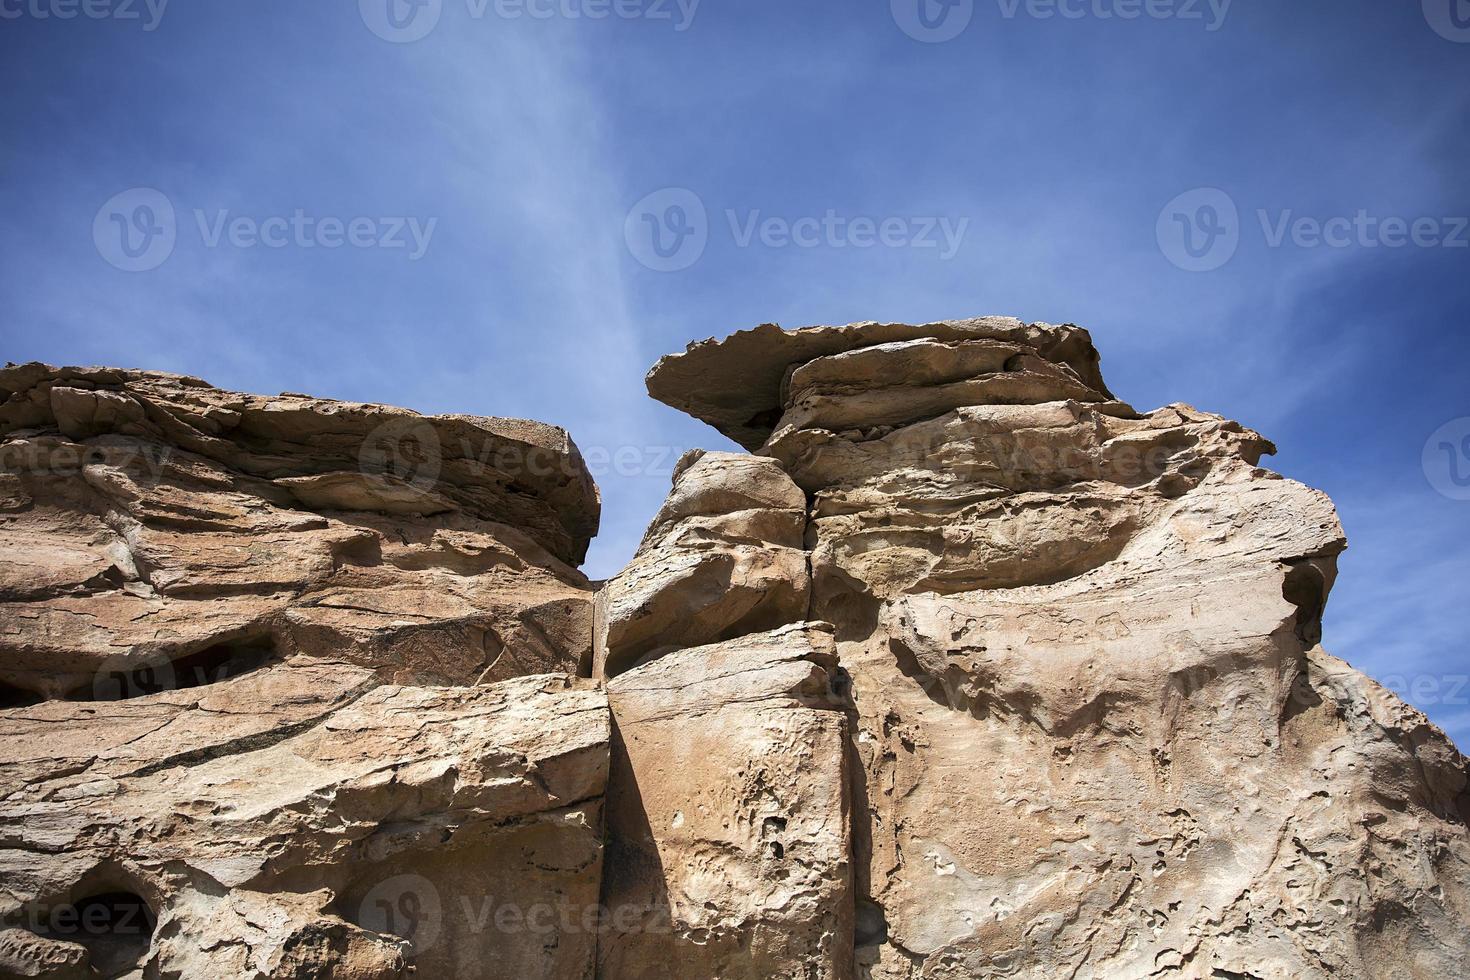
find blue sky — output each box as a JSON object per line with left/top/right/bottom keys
{"left": 2, "top": 0, "right": 1468, "bottom": 742}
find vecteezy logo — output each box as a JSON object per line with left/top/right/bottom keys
{"left": 1424, "top": 0, "right": 1470, "bottom": 42}
{"left": 93, "top": 188, "right": 176, "bottom": 272}
{"left": 891, "top": 0, "right": 974, "bottom": 42}
{"left": 1424, "top": 417, "right": 1470, "bottom": 500}
{"left": 358, "top": 875, "right": 443, "bottom": 952}
{"left": 358, "top": 417, "right": 443, "bottom": 492}
{"left": 359, "top": 0, "right": 443, "bottom": 42}
{"left": 1156, "top": 187, "right": 1240, "bottom": 272}
{"left": 624, "top": 188, "right": 708, "bottom": 272}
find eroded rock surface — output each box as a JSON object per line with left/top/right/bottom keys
{"left": 5, "top": 320, "right": 1469, "bottom": 979}
{"left": 596, "top": 450, "right": 809, "bottom": 678}
{"left": 0, "top": 670, "right": 609, "bottom": 978}
{"left": 0, "top": 366, "right": 605, "bottom": 979}
{"left": 0, "top": 363, "right": 599, "bottom": 701}
{"left": 599, "top": 623, "right": 853, "bottom": 980}
{"left": 646, "top": 318, "right": 1470, "bottom": 979}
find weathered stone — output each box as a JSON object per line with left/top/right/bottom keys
{"left": 596, "top": 450, "right": 809, "bottom": 678}
{"left": 0, "top": 366, "right": 608, "bottom": 979}
{"left": 645, "top": 318, "right": 1113, "bottom": 451}
{"left": 645, "top": 318, "right": 1470, "bottom": 979}
{"left": 0, "top": 929, "right": 90, "bottom": 980}
{"left": 0, "top": 364, "right": 598, "bottom": 701}
{"left": 5, "top": 319, "right": 1469, "bottom": 980}
{"left": 599, "top": 623, "right": 854, "bottom": 980}
{"left": 0, "top": 672, "right": 609, "bottom": 979}
{"left": 0, "top": 364, "right": 598, "bottom": 565}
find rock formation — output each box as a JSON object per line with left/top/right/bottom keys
{"left": 3, "top": 319, "right": 1468, "bottom": 979}
{"left": 0, "top": 364, "right": 603, "bottom": 979}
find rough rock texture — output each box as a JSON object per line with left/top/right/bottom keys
{"left": 644, "top": 318, "right": 1470, "bottom": 979}
{"left": 6, "top": 319, "right": 1470, "bottom": 979}
{"left": 0, "top": 363, "right": 599, "bottom": 702}
{"left": 0, "top": 366, "right": 606, "bottom": 979}
{"left": 596, "top": 450, "right": 809, "bottom": 678}
{"left": 599, "top": 623, "right": 853, "bottom": 979}
{"left": 0, "top": 669, "right": 609, "bottom": 978}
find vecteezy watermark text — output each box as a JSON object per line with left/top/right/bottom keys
{"left": 356, "top": 875, "right": 674, "bottom": 955}
{"left": 194, "top": 211, "right": 437, "bottom": 259}
{"left": 1157, "top": 188, "right": 1469, "bottom": 272}
{"left": 0, "top": 0, "right": 167, "bottom": 29}
{"left": 624, "top": 188, "right": 969, "bottom": 272}
{"left": 891, "top": 0, "right": 1230, "bottom": 42}
{"left": 359, "top": 0, "right": 698, "bottom": 42}
{"left": 93, "top": 188, "right": 437, "bottom": 271}
{"left": 994, "top": 0, "right": 1231, "bottom": 29}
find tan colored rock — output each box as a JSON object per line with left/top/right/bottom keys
{"left": 595, "top": 450, "right": 809, "bottom": 678}
{"left": 599, "top": 623, "right": 854, "bottom": 979}
{"left": 0, "top": 363, "right": 598, "bottom": 565}
{"left": 647, "top": 318, "right": 1470, "bottom": 979}
{"left": 0, "top": 364, "right": 598, "bottom": 701}
{"left": 7, "top": 321, "right": 1469, "bottom": 980}
{"left": 0, "top": 671, "right": 608, "bottom": 979}
{"left": 644, "top": 318, "right": 1112, "bottom": 451}
{"left": 0, "top": 365, "right": 609, "bottom": 979}
{"left": 0, "top": 929, "right": 90, "bottom": 979}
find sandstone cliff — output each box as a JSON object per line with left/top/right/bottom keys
{"left": 3, "top": 320, "right": 1467, "bottom": 979}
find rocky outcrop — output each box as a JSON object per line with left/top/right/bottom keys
{"left": 645, "top": 318, "right": 1470, "bottom": 979}
{"left": 0, "top": 365, "right": 605, "bottom": 979}
{"left": 5, "top": 320, "right": 1469, "bottom": 980}
{"left": 0, "top": 667, "right": 609, "bottom": 978}
{"left": 0, "top": 363, "right": 599, "bottom": 702}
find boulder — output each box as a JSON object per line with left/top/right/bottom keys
{"left": 595, "top": 450, "right": 809, "bottom": 678}
{"left": 599, "top": 623, "right": 854, "bottom": 979}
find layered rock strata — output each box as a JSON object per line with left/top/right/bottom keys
{"left": 644, "top": 318, "right": 1470, "bottom": 979}
{"left": 0, "top": 364, "right": 604, "bottom": 979}
{"left": 595, "top": 450, "right": 809, "bottom": 678}
{"left": 5, "top": 318, "right": 1469, "bottom": 980}
{"left": 0, "top": 363, "right": 599, "bottom": 701}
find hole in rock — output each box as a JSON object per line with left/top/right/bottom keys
{"left": 36, "top": 891, "right": 156, "bottom": 978}
{"left": 1280, "top": 667, "right": 1324, "bottom": 727}
{"left": 744, "top": 406, "right": 784, "bottom": 432}
{"left": 1282, "top": 562, "right": 1327, "bottom": 646}
{"left": 67, "top": 637, "right": 279, "bottom": 702}
{"left": 0, "top": 679, "right": 43, "bottom": 709}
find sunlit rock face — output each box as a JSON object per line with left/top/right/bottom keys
{"left": 0, "top": 364, "right": 605, "bottom": 979}
{"left": 598, "top": 623, "right": 854, "bottom": 980}
{"left": 595, "top": 450, "right": 810, "bottom": 679}
{"left": 4, "top": 321, "right": 1469, "bottom": 980}
{"left": 645, "top": 318, "right": 1470, "bottom": 980}
{"left": 0, "top": 363, "right": 600, "bottom": 701}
